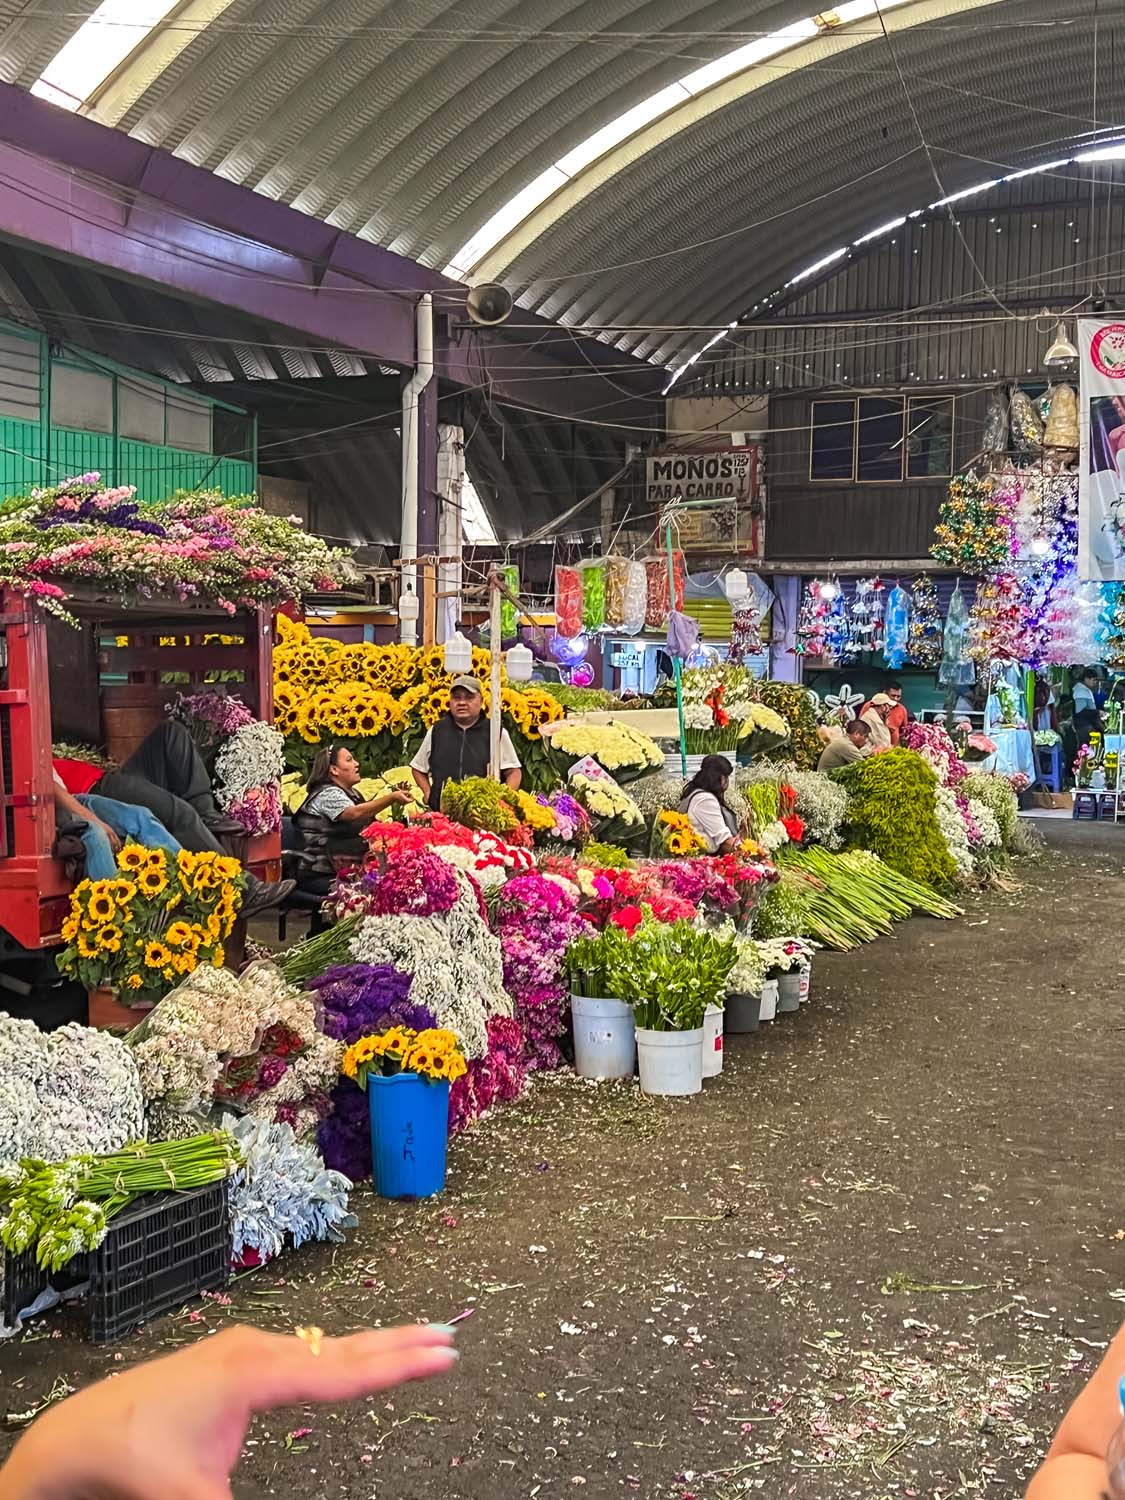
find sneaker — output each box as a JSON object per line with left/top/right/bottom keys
{"left": 241, "top": 877, "right": 297, "bottom": 919}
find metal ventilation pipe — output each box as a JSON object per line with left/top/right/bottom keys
{"left": 399, "top": 292, "right": 434, "bottom": 645}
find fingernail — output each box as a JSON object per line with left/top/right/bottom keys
{"left": 427, "top": 1323, "right": 458, "bottom": 1335}
{"left": 434, "top": 1346, "right": 460, "bottom": 1361}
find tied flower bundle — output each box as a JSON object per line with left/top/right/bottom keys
{"left": 900, "top": 721, "right": 969, "bottom": 789}
{"left": 349, "top": 876, "right": 511, "bottom": 1061}
{"left": 440, "top": 776, "right": 558, "bottom": 846}
{"left": 738, "top": 762, "right": 848, "bottom": 850}
{"left": 212, "top": 978, "right": 343, "bottom": 1141}
{"left": 0, "top": 1132, "right": 238, "bottom": 1272}
{"left": 492, "top": 873, "right": 589, "bottom": 1070}
{"left": 652, "top": 809, "right": 705, "bottom": 858}
{"left": 309, "top": 963, "right": 435, "bottom": 1179}
{"left": 681, "top": 670, "right": 740, "bottom": 754}
{"left": 569, "top": 773, "right": 645, "bottom": 848}
{"left": 544, "top": 721, "right": 663, "bottom": 783}
{"left": 725, "top": 935, "right": 768, "bottom": 998}
{"left": 0, "top": 1013, "right": 143, "bottom": 1173}
{"left": 169, "top": 689, "right": 255, "bottom": 755}
{"left": 214, "top": 721, "right": 285, "bottom": 836}
{"left": 57, "top": 845, "right": 245, "bottom": 1005}
{"left": 654, "top": 853, "right": 778, "bottom": 929}
{"left": 223, "top": 1113, "right": 356, "bottom": 1264}
{"left": 0, "top": 479, "right": 352, "bottom": 625}
{"left": 544, "top": 789, "right": 590, "bottom": 845}
{"left": 448, "top": 1015, "right": 526, "bottom": 1135}
{"left": 757, "top": 936, "right": 817, "bottom": 976}
{"left": 342, "top": 1026, "right": 467, "bottom": 1087}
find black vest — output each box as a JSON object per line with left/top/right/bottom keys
{"left": 295, "top": 786, "right": 364, "bottom": 875}
{"left": 428, "top": 715, "right": 491, "bottom": 809}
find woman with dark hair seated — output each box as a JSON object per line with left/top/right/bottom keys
{"left": 679, "top": 753, "right": 740, "bottom": 855}
{"left": 294, "top": 746, "right": 412, "bottom": 898}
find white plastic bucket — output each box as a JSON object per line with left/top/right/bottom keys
{"left": 777, "top": 972, "right": 801, "bottom": 1013}
{"left": 662, "top": 751, "right": 706, "bottom": 780}
{"left": 798, "top": 964, "right": 812, "bottom": 1003}
{"left": 636, "top": 1026, "right": 704, "bottom": 1096}
{"left": 571, "top": 995, "right": 636, "bottom": 1080}
{"left": 759, "top": 979, "right": 778, "bottom": 1022}
{"left": 702, "top": 1003, "right": 724, "bottom": 1078}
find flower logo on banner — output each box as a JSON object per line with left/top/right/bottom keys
{"left": 823, "top": 684, "right": 865, "bottom": 723}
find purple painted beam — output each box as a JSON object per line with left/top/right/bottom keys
{"left": 0, "top": 83, "right": 665, "bottom": 426}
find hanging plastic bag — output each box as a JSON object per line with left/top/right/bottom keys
{"left": 883, "top": 584, "right": 911, "bottom": 669}
{"left": 604, "top": 556, "right": 628, "bottom": 628}
{"left": 621, "top": 560, "right": 647, "bottom": 636}
{"left": 554, "top": 565, "right": 583, "bottom": 639}
{"left": 499, "top": 564, "right": 520, "bottom": 640}
{"left": 1009, "top": 389, "right": 1043, "bottom": 457}
{"left": 981, "top": 387, "right": 1009, "bottom": 453}
{"left": 938, "top": 583, "right": 975, "bottom": 687}
{"left": 578, "top": 559, "right": 606, "bottom": 631}
{"left": 1044, "top": 384, "right": 1079, "bottom": 450}
{"left": 645, "top": 552, "right": 685, "bottom": 630}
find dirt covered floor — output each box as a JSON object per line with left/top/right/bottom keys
{"left": 3, "top": 821, "right": 1125, "bottom": 1499}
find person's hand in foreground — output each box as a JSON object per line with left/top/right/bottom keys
{"left": 0, "top": 1322, "right": 457, "bottom": 1500}
{"left": 1026, "top": 1320, "right": 1125, "bottom": 1498}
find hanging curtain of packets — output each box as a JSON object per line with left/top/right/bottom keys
{"left": 728, "top": 597, "right": 762, "bottom": 665}
{"left": 795, "top": 579, "right": 830, "bottom": 657}
{"left": 968, "top": 572, "right": 1024, "bottom": 664}
{"left": 823, "top": 585, "right": 856, "bottom": 665}
{"left": 883, "top": 584, "right": 912, "bottom": 669}
{"left": 851, "top": 577, "right": 886, "bottom": 655}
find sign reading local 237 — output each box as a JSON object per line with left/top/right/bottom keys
{"left": 645, "top": 448, "right": 759, "bottom": 504}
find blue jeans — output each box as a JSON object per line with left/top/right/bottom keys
{"left": 76, "top": 793, "right": 183, "bottom": 880}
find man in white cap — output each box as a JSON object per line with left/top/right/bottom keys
{"left": 858, "top": 693, "right": 895, "bottom": 750}
{"left": 411, "top": 676, "right": 523, "bottom": 811}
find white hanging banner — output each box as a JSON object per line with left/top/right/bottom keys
{"left": 1079, "top": 317, "right": 1125, "bottom": 580}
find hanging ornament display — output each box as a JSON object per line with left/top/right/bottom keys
{"left": 981, "top": 387, "right": 1010, "bottom": 453}
{"left": 931, "top": 471, "right": 1013, "bottom": 574}
{"left": 1043, "top": 384, "right": 1079, "bottom": 451}
{"left": 644, "top": 553, "right": 684, "bottom": 630}
{"left": 823, "top": 584, "right": 856, "bottom": 664}
{"left": 579, "top": 559, "right": 606, "bottom": 632}
{"left": 727, "top": 600, "right": 762, "bottom": 665}
{"left": 907, "top": 575, "right": 943, "bottom": 669}
{"left": 795, "top": 579, "right": 831, "bottom": 658}
{"left": 1011, "top": 472, "right": 1080, "bottom": 667}
{"left": 604, "top": 557, "right": 628, "bottom": 628}
{"left": 967, "top": 572, "right": 1024, "bottom": 664}
{"left": 1009, "top": 389, "right": 1044, "bottom": 458}
{"left": 882, "top": 584, "right": 912, "bottom": 669}
{"left": 1102, "top": 584, "right": 1125, "bottom": 669}
{"left": 823, "top": 683, "right": 864, "bottom": 724}
{"left": 938, "top": 583, "right": 975, "bottom": 688}
{"left": 850, "top": 577, "right": 878, "bottom": 655}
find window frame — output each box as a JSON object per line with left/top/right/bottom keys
{"left": 808, "top": 392, "right": 954, "bottom": 484}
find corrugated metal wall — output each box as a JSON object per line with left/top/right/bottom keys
{"left": 0, "top": 321, "right": 255, "bottom": 499}
{"left": 765, "top": 388, "right": 989, "bottom": 563}
{"left": 690, "top": 175, "right": 1125, "bottom": 394}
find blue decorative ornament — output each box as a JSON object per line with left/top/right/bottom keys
{"left": 550, "top": 631, "right": 590, "bottom": 667}
{"left": 883, "top": 585, "right": 911, "bottom": 669}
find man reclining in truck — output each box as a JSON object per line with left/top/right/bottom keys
{"left": 51, "top": 720, "right": 294, "bottom": 919}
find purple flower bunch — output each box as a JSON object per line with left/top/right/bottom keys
{"left": 956, "top": 793, "right": 984, "bottom": 848}
{"left": 312, "top": 961, "right": 436, "bottom": 1178}
{"left": 492, "top": 873, "right": 587, "bottom": 1070}
{"left": 173, "top": 689, "right": 255, "bottom": 739}
{"left": 366, "top": 850, "right": 460, "bottom": 918}
{"left": 545, "top": 790, "right": 590, "bottom": 844}
{"left": 654, "top": 858, "right": 735, "bottom": 910}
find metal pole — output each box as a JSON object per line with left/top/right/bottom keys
{"left": 489, "top": 571, "right": 503, "bottom": 780}
{"left": 665, "top": 518, "right": 687, "bottom": 778}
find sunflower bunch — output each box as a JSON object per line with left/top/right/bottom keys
{"left": 653, "top": 809, "right": 706, "bottom": 859}
{"left": 57, "top": 845, "right": 246, "bottom": 1007}
{"left": 341, "top": 1026, "right": 467, "bottom": 1086}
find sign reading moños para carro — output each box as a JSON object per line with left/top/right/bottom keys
{"left": 645, "top": 448, "right": 758, "bottom": 504}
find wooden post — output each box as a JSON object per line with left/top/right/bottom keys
{"left": 489, "top": 571, "right": 503, "bottom": 780}
{"left": 421, "top": 558, "right": 437, "bottom": 646}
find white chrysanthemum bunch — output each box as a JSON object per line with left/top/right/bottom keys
{"left": 215, "top": 721, "right": 284, "bottom": 807}
{"left": 966, "top": 797, "right": 1003, "bottom": 850}
{"left": 935, "top": 787, "right": 973, "bottom": 879}
{"left": 223, "top": 1113, "right": 355, "bottom": 1262}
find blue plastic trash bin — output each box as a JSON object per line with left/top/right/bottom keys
{"left": 367, "top": 1073, "right": 450, "bottom": 1199}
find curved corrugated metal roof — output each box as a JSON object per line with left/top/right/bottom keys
{"left": 0, "top": 0, "right": 1110, "bottom": 371}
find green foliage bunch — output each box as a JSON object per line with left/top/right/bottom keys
{"left": 754, "top": 682, "right": 822, "bottom": 770}
{"left": 832, "top": 748, "right": 956, "bottom": 888}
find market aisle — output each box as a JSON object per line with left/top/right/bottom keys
{"left": 3, "top": 825, "right": 1124, "bottom": 1499}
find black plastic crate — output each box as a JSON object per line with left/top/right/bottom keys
{"left": 3, "top": 1180, "right": 230, "bottom": 1342}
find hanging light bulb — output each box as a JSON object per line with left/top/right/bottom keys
{"left": 443, "top": 629, "right": 473, "bottom": 675}
{"left": 722, "top": 566, "right": 749, "bottom": 602}
{"left": 819, "top": 579, "right": 838, "bottom": 602}
{"left": 1030, "top": 533, "right": 1050, "bottom": 557}
{"left": 1043, "top": 320, "right": 1078, "bottom": 366}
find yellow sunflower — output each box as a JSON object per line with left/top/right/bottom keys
{"left": 77, "top": 931, "right": 100, "bottom": 960}
{"left": 165, "top": 920, "right": 194, "bottom": 947}
{"left": 61, "top": 914, "right": 79, "bottom": 943}
{"left": 116, "top": 844, "right": 149, "bottom": 874}
{"left": 87, "top": 888, "right": 117, "bottom": 924}
{"left": 137, "top": 867, "right": 168, "bottom": 898}
{"left": 97, "top": 924, "right": 123, "bottom": 953}
{"left": 211, "top": 945, "right": 225, "bottom": 969}
{"left": 125, "top": 973, "right": 144, "bottom": 990}
{"left": 144, "top": 941, "right": 172, "bottom": 969}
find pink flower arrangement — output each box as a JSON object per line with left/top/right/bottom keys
{"left": 448, "top": 1015, "right": 527, "bottom": 1134}
{"left": 492, "top": 873, "right": 589, "bottom": 1070}
{"left": 900, "top": 721, "right": 969, "bottom": 788}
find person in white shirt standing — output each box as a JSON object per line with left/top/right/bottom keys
{"left": 679, "top": 754, "right": 741, "bottom": 854}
